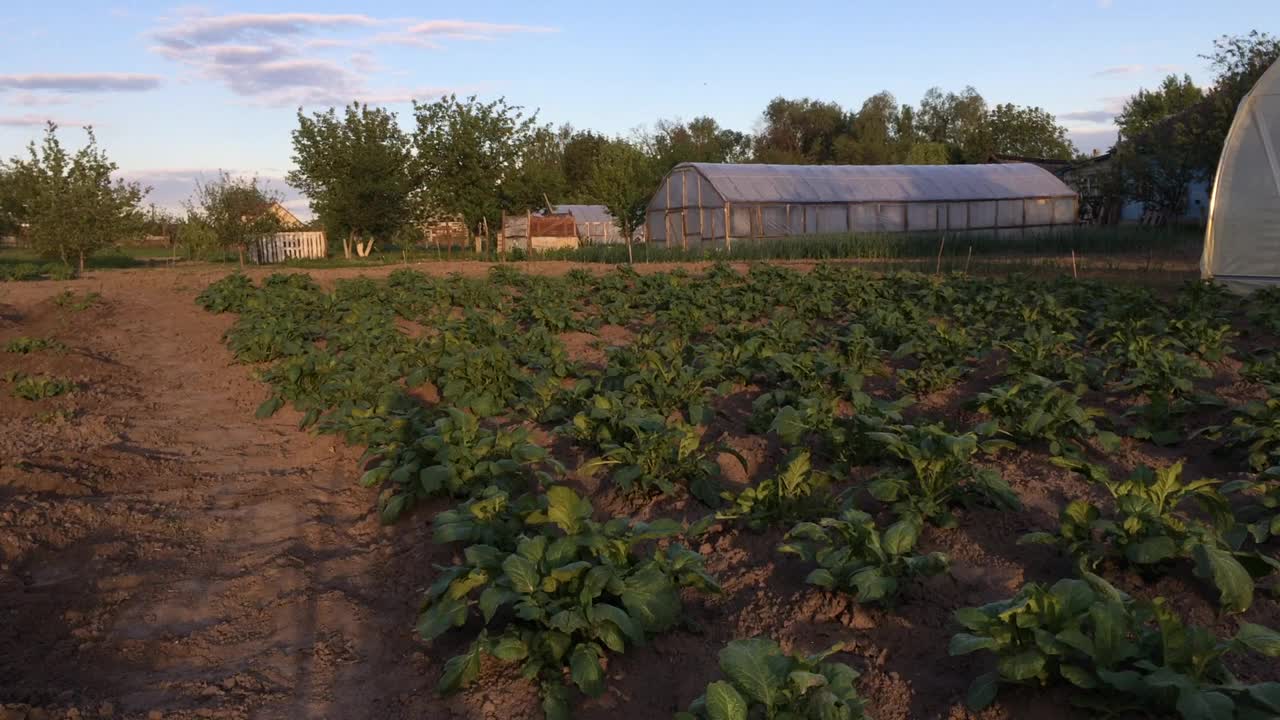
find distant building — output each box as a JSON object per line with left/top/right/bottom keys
{"left": 646, "top": 162, "right": 1079, "bottom": 247}
{"left": 553, "top": 205, "right": 626, "bottom": 245}
{"left": 267, "top": 201, "right": 303, "bottom": 229}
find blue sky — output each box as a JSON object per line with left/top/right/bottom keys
{"left": 0, "top": 1, "right": 1271, "bottom": 215}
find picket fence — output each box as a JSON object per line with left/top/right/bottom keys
{"left": 250, "top": 231, "right": 327, "bottom": 264}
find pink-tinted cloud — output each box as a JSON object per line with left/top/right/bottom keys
{"left": 1092, "top": 63, "right": 1182, "bottom": 77}
{"left": 153, "top": 12, "right": 378, "bottom": 49}
{"left": 0, "top": 72, "right": 161, "bottom": 92}
{"left": 0, "top": 113, "right": 92, "bottom": 127}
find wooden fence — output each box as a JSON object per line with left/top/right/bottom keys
{"left": 250, "top": 231, "right": 327, "bottom": 264}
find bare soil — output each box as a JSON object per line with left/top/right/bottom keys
{"left": 0, "top": 261, "right": 1274, "bottom": 720}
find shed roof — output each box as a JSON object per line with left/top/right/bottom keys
{"left": 553, "top": 204, "right": 617, "bottom": 224}
{"left": 680, "top": 162, "right": 1077, "bottom": 204}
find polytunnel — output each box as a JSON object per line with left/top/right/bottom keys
{"left": 1201, "top": 58, "right": 1280, "bottom": 292}
{"left": 645, "top": 162, "right": 1079, "bottom": 247}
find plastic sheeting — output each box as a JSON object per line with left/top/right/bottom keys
{"left": 679, "top": 162, "right": 1076, "bottom": 204}
{"left": 1202, "top": 59, "right": 1280, "bottom": 292}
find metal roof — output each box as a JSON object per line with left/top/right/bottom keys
{"left": 681, "top": 162, "right": 1077, "bottom": 204}
{"left": 553, "top": 204, "right": 617, "bottom": 224}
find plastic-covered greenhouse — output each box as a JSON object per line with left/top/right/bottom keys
{"left": 1201, "top": 58, "right": 1280, "bottom": 292}
{"left": 645, "top": 162, "right": 1079, "bottom": 247}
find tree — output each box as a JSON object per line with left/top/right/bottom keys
{"left": 0, "top": 164, "right": 23, "bottom": 238}
{"left": 412, "top": 94, "right": 541, "bottom": 241}
{"left": 581, "top": 139, "right": 658, "bottom": 264}
{"left": 754, "top": 97, "right": 850, "bottom": 163}
{"left": 917, "top": 86, "right": 990, "bottom": 162}
{"left": 186, "top": 172, "right": 282, "bottom": 267}
{"left": 652, "top": 116, "right": 750, "bottom": 171}
{"left": 1113, "top": 74, "right": 1210, "bottom": 221}
{"left": 835, "top": 91, "right": 898, "bottom": 164}
{"left": 289, "top": 103, "right": 414, "bottom": 259}
{"left": 1201, "top": 31, "right": 1280, "bottom": 165}
{"left": 904, "top": 142, "right": 950, "bottom": 165}
{"left": 4, "top": 123, "right": 146, "bottom": 272}
{"left": 503, "top": 125, "right": 569, "bottom": 211}
{"left": 986, "top": 103, "right": 1077, "bottom": 160}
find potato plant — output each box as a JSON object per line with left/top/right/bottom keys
{"left": 950, "top": 574, "right": 1280, "bottom": 719}
{"left": 419, "top": 486, "right": 720, "bottom": 718}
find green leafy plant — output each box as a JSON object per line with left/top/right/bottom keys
{"left": 1022, "top": 461, "right": 1278, "bottom": 613}
{"left": 950, "top": 574, "right": 1280, "bottom": 718}
{"left": 7, "top": 373, "right": 76, "bottom": 400}
{"left": 974, "top": 374, "right": 1119, "bottom": 457}
{"left": 717, "top": 450, "right": 831, "bottom": 532}
{"left": 779, "top": 509, "right": 948, "bottom": 605}
{"left": 52, "top": 290, "right": 102, "bottom": 311}
{"left": 1214, "top": 392, "right": 1280, "bottom": 472}
{"left": 675, "top": 637, "right": 870, "bottom": 720}
{"left": 4, "top": 336, "right": 66, "bottom": 354}
{"left": 418, "top": 486, "right": 720, "bottom": 718}
{"left": 867, "top": 425, "right": 1021, "bottom": 528}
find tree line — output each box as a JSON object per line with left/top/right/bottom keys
{"left": 0, "top": 31, "right": 1274, "bottom": 266}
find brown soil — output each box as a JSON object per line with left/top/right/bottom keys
{"left": 0, "top": 261, "right": 1274, "bottom": 720}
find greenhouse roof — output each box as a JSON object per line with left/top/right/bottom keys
{"left": 681, "top": 162, "right": 1077, "bottom": 204}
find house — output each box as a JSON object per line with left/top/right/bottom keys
{"left": 1060, "top": 152, "right": 1209, "bottom": 227}
{"left": 267, "top": 201, "right": 303, "bottom": 229}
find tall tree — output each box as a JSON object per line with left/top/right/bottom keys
{"left": 652, "top": 116, "right": 750, "bottom": 170}
{"left": 412, "top": 94, "right": 540, "bottom": 239}
{"left": 185, "top": 172, "right": 282, "bottom": 267}
{"left": 561, "top": 128, "right": 610, "bottom": 200}
{"left": 835, "top": 91, "right": 898, "bottom": 164}
{"left": 917, "top": 86, "right": 990, "bottom": 162}
{"left": 986, "top": 103, "right": 1077, "bottom": 159}
{"left": 0, "top": 164, "right": 23, "bottom": 238}
{"left": 289, "top": 103, "right": 415, "bottom": 259}
{"left": 1201, "top": 31, "right": 1280, "bottom": 165}
{"left": 4, "top": 123, "right": 146, "bottom": 272}
{"left": 581, "top": 139, "right": 658, "bottom": 264}
{"left": 1113, "top": 74, "right": 1210, "bottom": 221}
{"left": 754, "top": 97, "right": 850, "bottom": 163}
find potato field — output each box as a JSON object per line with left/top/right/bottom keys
{"left": 186, "top": 263, "right": 1280, "bottom": 720}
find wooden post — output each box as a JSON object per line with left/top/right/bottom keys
{"left": 1071, "top": 249, "right": 1078, "bottom": 279}
{"left": 724, "top": 203, "right": 732, "bottom": 252}
{"left": 935, "top": 234, "right": 946, "bottom": 275}
{"left": 965, "top": 244, "right": 973, "bottom": 274}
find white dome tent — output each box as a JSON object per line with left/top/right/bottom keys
{"left": 1201, "top": 58, "right": 1280, "bottom": 291}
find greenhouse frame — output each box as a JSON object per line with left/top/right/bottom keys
{"left": 645, "top": 162, "right": 1080, "bottom": 247}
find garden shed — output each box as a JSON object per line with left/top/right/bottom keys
{"left": 554, "top": 204, "right": 625, "bottom": 245}
{"left": 646, "top": 162, "right": 1079, "bottom": 247}
{"left": 1201, "top": 57, "right": 1280, "bottom": 292}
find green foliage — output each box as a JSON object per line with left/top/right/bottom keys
{"left": 419, "top": 486, "right": 719, "bottom": 713}
{"left": 6, "top": 373, "right": 75, "bottom": 400}
{"left": 867, "top": 425, "right": 1020, "bottom": 527}
{"left": 1213, "top": 392, "right": 1280, "bottom": 472}
{"left": 2, "top": 123, "right": 146, "bottom": 272}
{"left": 184, "top": 172, "right": 283, "bottom": 266}
{"left": 4, "top": 336, "right": 65, "bottom": 354}
{"left": 676, "top": 638, "right": 869, "bottom": 720}
{"left": 52, "top": 290, "right": 101, "bottom": 311}
{"left": 289, "top": 103, "right": 414, "bottom": 258}
{"left": 1022, "top": 461, "right": 1278, "bottom": 613}
{"left": 950, "top": 574, "right": 1280, "bottom": 719}
{"left": 717, "top": 450, "right": 831, "bottom": 532}
{"left": 974, "top": 374, "right": 1119, "bottom": 457}
{"left": 779, "top": 509, "right": 948, "bottom": 605}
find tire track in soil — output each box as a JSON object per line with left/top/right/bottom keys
{"left": 0, "top": 272, "right": 445, "bottom": 720}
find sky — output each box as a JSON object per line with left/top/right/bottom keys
{"left": 0, "top": 1, "right": 1271, "bottom": 217}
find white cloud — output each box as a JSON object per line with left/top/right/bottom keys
{"left": 1092, "top": 63, "right": 1182, "bottom": 77}
{"left": 0, "top": 72, "right": 161, "bottom": 92}
{"left": 0, "top": 113, "right": 92, "bottom": 127}
{"left": 148, "top": 11, "right": 528, "bottom": 107}
{"left": 1059, "top": 110, "right": 1114, "bottom": 124}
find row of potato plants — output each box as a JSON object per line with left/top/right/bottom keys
{"left": 199, "top": 264, "right": 1280, "bottom": 719}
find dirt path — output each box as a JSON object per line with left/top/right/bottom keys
{"left": 0, "top": 269, "right": 446, "bottom": 720}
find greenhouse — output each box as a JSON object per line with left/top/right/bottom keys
{"left": 645, "top": 162, "right": 1079, "bottom": 247}
{"left": 1201, "top": 57, "right": 1280, "bottom": 292}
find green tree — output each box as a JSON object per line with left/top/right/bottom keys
{"left": 412, "top": 94, "right": 541, "bottom": 241}
{"left": 503, "top": 125, "right": 569, "bottom": 211}
{"left": 3, "top": 123, "right": 146, "bottom": 273}
{"left": 652, "top": 116, "right": 750, "bottom": 171}
{"left": 289, "top": 103, "right": 415, "bottom": 259}
{"left": 905, "top": 142, "right": 950, "bottom": 165}
{"left": 0, "top": 164, "right": 23, "bottom": 239}
{"left": 754, "top": 97, "right": 851, "bottom": 163}
{"left": 835, "top": 91, "right": 899, "bottom": 164}
{"left": 917, "top": 86, "right": 990, "bottom": 162}
{"left": 581, "top": 139, "right": 658, "bottom": 263}
{"left": 986, "top": 103, "right": 1077, "bottom": 160}
{"left": 1114, "top": 74, "right": 1209, "bottom": 221}
{"left": 186, "top": 172, "right": 282, "bottom": 267}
